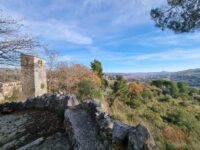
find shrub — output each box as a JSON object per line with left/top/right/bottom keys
{"left": 165, "top": 142, "right": 176, "bottom": 150}
{"left": 77, "top": 80, "right": 101, "bottom": 100}
{"left": 162, "top": 109, "right": 200, "bottom": 133}
{"left": 128, "top": 82, "right": 144, "bottom": 94}
{"left": 177, "top": 81, "right": 189, "bottom": 94}
{"left": 110, "top": 75, "right": 130, "bottom": 105}
{"left": 162, "top": 125, "right": 188, "bottom": 142}
{"left": 151, "top": 80, "right": 179, "bottom": 98}
{"left": 159, "top": 95, "right": 171, "bottom": 102}
{"left": 47, "top": 64, "right": 101, "bottom": 93}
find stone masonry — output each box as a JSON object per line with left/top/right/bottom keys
{"left": 21, "top": 54, "right": 47, "bottom": 99}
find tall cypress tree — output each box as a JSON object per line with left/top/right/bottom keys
{"left": 91, "top": 59, "right": 104, "bottom": 85}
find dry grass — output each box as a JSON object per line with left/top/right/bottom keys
{"left": 162, "top": 125, "right": 188, "bottom": 142}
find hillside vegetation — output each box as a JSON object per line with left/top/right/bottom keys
{"left": 106, "top": 76, "right": 200, "bottom": 150}
{"left": 1, "top": 61, "right": 200, "bottom": 150}
{"left": 47, "top": 62, "right": 200, "bottom": 149}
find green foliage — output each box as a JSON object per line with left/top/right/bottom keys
{"left": 110, "top": 75, "right": 130, "bottom": 105}
{"left": 177, "top": 81, "right": 189, "bottom": 94}
{"left": 163, "top": 109, "right": 200, "bottom": 133}
{"left": 77, "top": 79, "right": 101, "bottom": 100}
{"left": 165, "top": 142, "right": 176, "bottom": 150}
{"left": 151, "top": 80, "right": 196, "bottom": 99}
{"left": 152, "top": 80, "right": 179, "bottom": 98}
{"left": 189, "top": 88, "right": 199, "bottom": 96}
{"left": 151, "top": 0, "right": 200, "bottom": 33}
{"left": 108, "top": 78, "right": 200, "bottom": 149}
{"left": 91, "top": 59, "right": 104, "bottom": 85}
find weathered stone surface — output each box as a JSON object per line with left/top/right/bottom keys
{"left": 64, "top": 107, "right": 106, "bottom": 150}
{"left": 113, "top": 120, "right": 131, "bottom": 141}
{"left": 127, "top": 124, "right": 150, "bottom": 150}
{"left": 17, "top": 137, "right": 44, "bottom": 150}
{"left": 67, "top": 95, "right": 79, "bottom": 107}
{"left": 28, "top": 133, "right": 72, "bottom": 150}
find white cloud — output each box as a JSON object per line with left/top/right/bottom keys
{"left": 23, "top": 20, "right": 93, "bottom": 45}
{"left": 130, "top": 49, "right": 200, "bottom": 61}
{"left": 136, "top": 32, "right": 200, "bottom": 46}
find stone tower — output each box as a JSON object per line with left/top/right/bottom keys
{"left": 21, "top": 54, "right": 47, "bottom": 99}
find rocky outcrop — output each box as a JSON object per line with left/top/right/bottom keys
{"left": 0, "top": 94, "right": 158, "bottom": 150}
{"left": 64, "top": 100, "right": 158, "bottom": 150}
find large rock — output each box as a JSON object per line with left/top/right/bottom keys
{"left": 112, "top": 121, "right": 131, "bottom": 144}
{"left": 64, "top": 107, "right": 106, "bottom": 150}
{"left": 127, "top": 124, "right": 151, "bottom": 150}
{"left": 66, "top": 100, "right": 158, "bottom": 150}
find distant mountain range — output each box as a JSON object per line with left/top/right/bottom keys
{"left": 1, "top": 68, "right": 200, "bottom": 87}
{"left": 107, "top": 68, "right": 200, "bottom": 87}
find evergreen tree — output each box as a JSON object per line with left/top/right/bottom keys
{"left": 91, "top": 59, "right": 104, "bottom": 85}
{"left": 177, "top": 81, "right": 189, "bottom": 94}
{"left": 111, "top": 76, "right": 130, "bottom": 103}
{"left": 151, "top": 0, "right": 200, "bottom": 33}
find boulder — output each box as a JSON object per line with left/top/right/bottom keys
{"left": 64, "top": 107, "right": 107, "bottom": 150}
{"left": 113, "top": 121, "right": 131, "bottom": 141}
{"left": 67, "top": 95, "right": 79, "bottom": 107}
{"left": 127, "top": 124, "right": 150, "bottom": 150}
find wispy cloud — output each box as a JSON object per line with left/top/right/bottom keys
{"left": 59, "top": 47, "right": 200, "bottom": 63}
{"left": 24, "top": 20, "right": 93, "bottom": 45}
{"left": 134, "top": 49, "right": 200, "bottom": 61}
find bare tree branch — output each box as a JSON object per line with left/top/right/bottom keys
{"left": 0, "top": 11, "right": 39, "bottom": 66}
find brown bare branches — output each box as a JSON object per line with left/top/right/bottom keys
{"left": 0, "top": 11, "right": 39, "bottom": 66}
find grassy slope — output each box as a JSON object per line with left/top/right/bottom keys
{"left": 108, "top": 97, "right": 200, "bottom": 150}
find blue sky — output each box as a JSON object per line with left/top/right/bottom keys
{"left": 1, "top": 0, "right": 200, "bottom": 72}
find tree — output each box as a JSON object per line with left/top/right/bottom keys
{"left": 111, "top": 75, "right": 130, "bottom": 105}
{"left": 91, "top": 59, "right": 104, "bottom": 85}
{"left": 151, "top": 0, "right": 200, "bottom": 33}
{"left": 48, "top": 64, "right": 101, "bottom": 93}
{"left": 152, "top": 80, "right": 179, "bottom": 97}
{"left": 177, "top": 81, "right": 189, "bottom": 93}
{"left": 77, "top": 79, "right": 101, "bottom": 100}
{"left": 128, "top": 82, "right": 144, "bottom": 94}
{"left": 44, "top": 47, "right": 59, "bottom": 92}
{"left": 170, "top": 82, "right": 179, "bottom": 98}
{"left": 0, "top": 11, "right": 38, "bottom": 66}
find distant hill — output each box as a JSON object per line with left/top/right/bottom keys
{"left": 170, "top": 69, "right": 200, "bottom": 87}
{"left": 107, "top": 68, "right": 200, "bottom": 87}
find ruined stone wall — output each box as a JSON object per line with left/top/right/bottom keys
{"left": 0, "top": 94, "right": 158, "bottom": 150}
{"left": 0, "top": 81, "right": 22, "bottom": 99}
